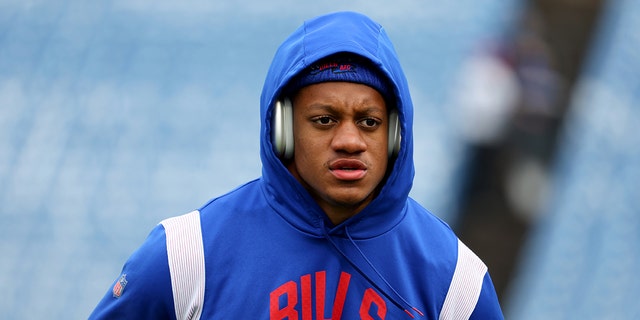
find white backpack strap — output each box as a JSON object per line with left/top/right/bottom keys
{"left": 439, "top": 239, "right": 488, "bottom": 320}
{"left": 161, "top": 211, "right": 205, "bottom": 320}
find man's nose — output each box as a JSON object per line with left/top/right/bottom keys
{"left": 331, "top": 122, "right": 367, "bottom": 154}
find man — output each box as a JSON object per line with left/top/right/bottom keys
{"left": 90, "top": 11, "right": 503, "bottom": 319}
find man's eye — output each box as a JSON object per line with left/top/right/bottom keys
{"left": 314, "top": 116, "right": 333, "bottom": 125}
{"left": 361, "top": 118, "right": 380, "bottom": 128}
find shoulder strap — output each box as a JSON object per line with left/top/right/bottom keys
{"left": 439, "top": 239, "right": 488, "bottom": 320}
{"left": 161, "top": 211, "right": 205, "bottom": 320}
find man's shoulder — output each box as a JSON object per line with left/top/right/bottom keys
{"left": 400, "top": 198, "right": 461, "bottom": 262}
{"left": 194, "top": 178, "right": 268, "bottom": 218}
{"left": 404, "top": 198, "right": 456, "bottom": 234}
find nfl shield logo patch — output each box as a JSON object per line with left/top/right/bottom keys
{"left": 112, "top": 274, "right": 128, "bottom": 298}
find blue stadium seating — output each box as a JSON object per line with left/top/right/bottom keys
{"left": 505, "top": 0, "right": 640, "bottom": 318}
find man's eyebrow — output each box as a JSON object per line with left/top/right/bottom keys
{"left": 304, "top": 104, "right": 336, "bottom": 113}
{"left": 302, "top": 103, "right": 386, "bottom": 116}
{"left": 360, "top": 107, "right": 386, "bottom": 114}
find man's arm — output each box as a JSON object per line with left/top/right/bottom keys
{"left": 469, "top": 272, "right": 504, "bottom": 320}
{"left": 88, "top": 224, "right": 176, "bottom": 320}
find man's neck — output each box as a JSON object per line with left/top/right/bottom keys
{"left": 320, "top": 201, "right": 368, "bottom": 226}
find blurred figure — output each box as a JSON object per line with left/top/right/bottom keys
{"left": 447, "top": 2, "right": 566, "bottom": 300}
{"left": 452, "top": 5, "right": 563, "bottom": 223}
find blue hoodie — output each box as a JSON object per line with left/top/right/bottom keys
{"left": 90, "top": 11, "right": 503, "bottom": 319}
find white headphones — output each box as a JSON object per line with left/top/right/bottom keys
{"left": 272, "top": 97, "right": 401, "bottom": 160}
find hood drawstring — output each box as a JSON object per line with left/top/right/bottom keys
{"left": 321, "top": 225, "right": 424, "bottom": 318}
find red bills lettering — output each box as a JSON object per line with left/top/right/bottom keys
{"left": 270, "top": 281, "right": 299, "bottom": 319}
{"left": 269, "top": 271, "right": 387, "bottom": 320}
{"left": 360, "top": 288, "right": 387, "bottom": 320}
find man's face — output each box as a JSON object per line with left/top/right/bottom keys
{"left": 287, "top": 81, "right": 389, "bottom": 224}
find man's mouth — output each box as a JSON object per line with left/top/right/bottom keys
{"left": 329, "top": 159, "right": 367, "bottom": 180}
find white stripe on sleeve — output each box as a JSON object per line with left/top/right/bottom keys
{"left": 439, "top": 239, "right": 488, "bottom": 320}
{"left": 161, "top": 211, "right": 205, "bottom": 320}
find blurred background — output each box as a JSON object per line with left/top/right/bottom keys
{"left": 0, "top": 0, "right": 638, "bottom": 319}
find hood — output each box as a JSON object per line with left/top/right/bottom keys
{"left": 259, "top": 11, "right": 415, "bottom": 239}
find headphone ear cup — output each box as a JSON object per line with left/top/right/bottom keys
{"left": 272, "top": 98, "right": 294, "bottom": 159}
{"left": 388, "top": 110, "right": 401, "bottom": 158}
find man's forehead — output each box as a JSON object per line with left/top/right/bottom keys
{"left": 293, "top": 82, "right": 388, "bottom": 114}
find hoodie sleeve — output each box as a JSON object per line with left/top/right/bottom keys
{"left": 438, "top": 238, "right": 504, "bottom": 320}
{"left": 469, "top": 273, "right": 504, "bottom": 320}
{"left": 88, "top": 224, "right": 176, "bottom": 320}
